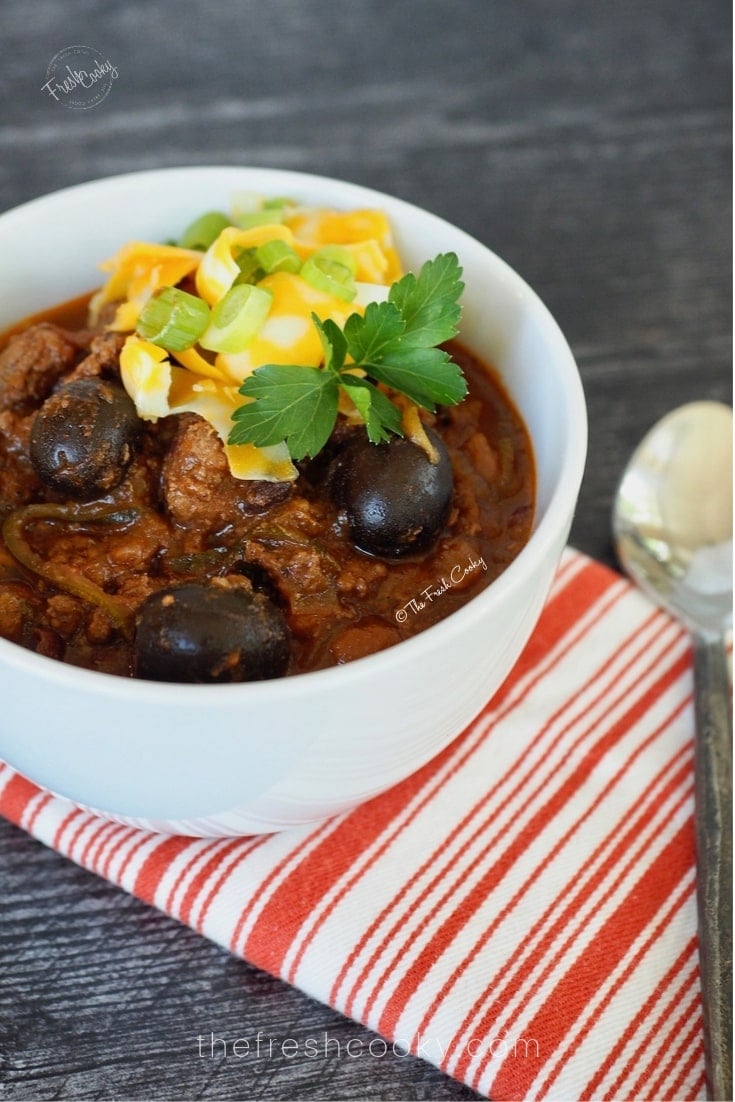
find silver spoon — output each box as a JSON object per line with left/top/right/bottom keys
{"left": 613, "top": 400, "right": 732, "bottom": 1101}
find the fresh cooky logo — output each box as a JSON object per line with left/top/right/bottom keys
{"left": 42, "top": 46, "right": 118, "bottom": 110}
{"left": 395, "top": 554, "right": 488, "bottom": 622}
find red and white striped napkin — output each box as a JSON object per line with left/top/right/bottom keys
{"left": 0, "top": 549, "right": 704, "bottom": 1101}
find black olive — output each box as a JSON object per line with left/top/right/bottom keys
{"left": 30, "top": 378, "right": 140, "bottom": 499}
{"left": 134, "top": 583, "right": 291, "bottom": 683}
{"left": 331, "top": 427, "right": 453, "bottom": 558}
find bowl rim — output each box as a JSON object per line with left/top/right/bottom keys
{"left": 0, "top": 165, "right": 588, "bottom": 703}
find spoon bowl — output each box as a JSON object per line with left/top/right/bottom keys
{"left": 613, "top": 400, "right": 733, "bottom": 1101}
{"left": 614, "top": 401, "right": 732, "bottom": 636}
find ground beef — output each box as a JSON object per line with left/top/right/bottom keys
{"left": 161, "top": 414, "right": 292, "bottom": 532}
{"left": 45, "top": 594, "right": 85, "bottom": 640}
{"left": 0, "top": 323, "right": 78, "bottom": 411}
{"left": 0, "top": 408, "right": 42, "bottom": 512}
{"left": 66, "top": 331, "right": 127, "bottom": 383}
{"left": 0, "top": 581, "right": 40, "bottom": 644}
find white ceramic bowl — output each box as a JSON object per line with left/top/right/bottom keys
{"left": 0, "top": 167, "right": 586, "bottom": 835}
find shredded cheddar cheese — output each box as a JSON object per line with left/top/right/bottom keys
{"left": 96, "top": 197, "right": 404, "bottom": 481}
{"left": 215, "top": 271, "right": 358, "bottom": 385}
{"left": 90, "top": 242, "right": 202, "bottom": 331}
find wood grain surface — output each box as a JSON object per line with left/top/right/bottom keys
{"left": 0, "top": 2, "right": 730, "bottom": 1098}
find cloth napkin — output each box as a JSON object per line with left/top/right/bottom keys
{"left": 0, "top": 548, "right": 704, "bottom": 1101}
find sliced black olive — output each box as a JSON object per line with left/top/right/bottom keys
{"left": 330, "top": 427, "right": 453, "bottom": 558}
{"left": 134, "top": 582, "right": 291, "bottom": 683}
{"left": 29, "top": 378, "right": 140, "bottom": 499}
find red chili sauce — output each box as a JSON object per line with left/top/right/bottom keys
{"left": 0, "top": 295, "right": 535, "bottom": 680}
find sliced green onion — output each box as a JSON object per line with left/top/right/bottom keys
{"left": 310, "top": 244, "right": 357, "bottom": 277}
{"left": 233, "top": 246, "right": 264, "bottom": 285}
{"left": 136, "top": 287, "right": 211, "bottom": 351}
{"left": 262, "top": 196, "right": 292, "bottom": 211}
{"left": 231, "top": 190, "right": 289, "bottom": 222}
{"left": 255, "top": 239, "right": 302, "bottom": 274}
{"left": 300, "top": 255, "right": 356, "bottom": 302}
{"left": 199, "top": 284, "right": 273, "bottom": 354}
{"left": 178, "top": 211, "right": 231, "bottom": 250}
{"left": 236, "top": 209, "right": 286, "bottom": 230}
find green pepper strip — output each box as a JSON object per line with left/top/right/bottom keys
{"left": 247, "top": 524, "right": 341, "bottom": 571}
{"left": 164, "top": 547, "right": 232, "bottom": 575}
{"left": 2, "top": 502, "right": 140, "bottom": 640}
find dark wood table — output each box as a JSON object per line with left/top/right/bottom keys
{"left": 0, "top": 2, "right": 730, "bottom": 1098}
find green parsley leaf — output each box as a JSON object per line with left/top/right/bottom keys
{"left": 388, "top": 252, "right": 464, "bottom": 348}
{"left": 343, "top": 301, "right": 405, "bottom": 364}
{"left": 312, "top": 314, "right": 347, "bottom": 374}
{"left": 230, "top": 365, "right": 339, "bottom": 461}
{"left": 367, "top": 346, "right": 468, "bottom": 411}
{"left": 340, "top": 376, "right": 404, "bottom": 444}
{"left": 228, "top": 250, "right": 467, "bottom": 461}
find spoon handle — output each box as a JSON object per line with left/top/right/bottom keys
{"left": 693, "top": 632, "right": 732, "bottom": 1102}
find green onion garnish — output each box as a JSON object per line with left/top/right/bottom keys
{"left": 178, "top": 211, "right": 231, "bottom": 251}
{"left": 136, "top": 287, "right": 211, "bottom": 351}
{"left": 231, "top": 247, "right": 264, "bottom": 285}
{"left": 300, "top": 254, "right": 356, "bottom": 302}
{"left": 310, "top": 245, "right": 357, "bottom": 277}
{"left": 199, "top": 284, "right": 273, "bottom": 354}
{"left": 255, "top": 239, "right": 302, "bottom": 275}
{"left": 236, "top": 209, "right": 286, "bottom": 230}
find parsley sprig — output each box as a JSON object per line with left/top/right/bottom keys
{"left": 228, "top": 251, "right": 466, "bottom": 461}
